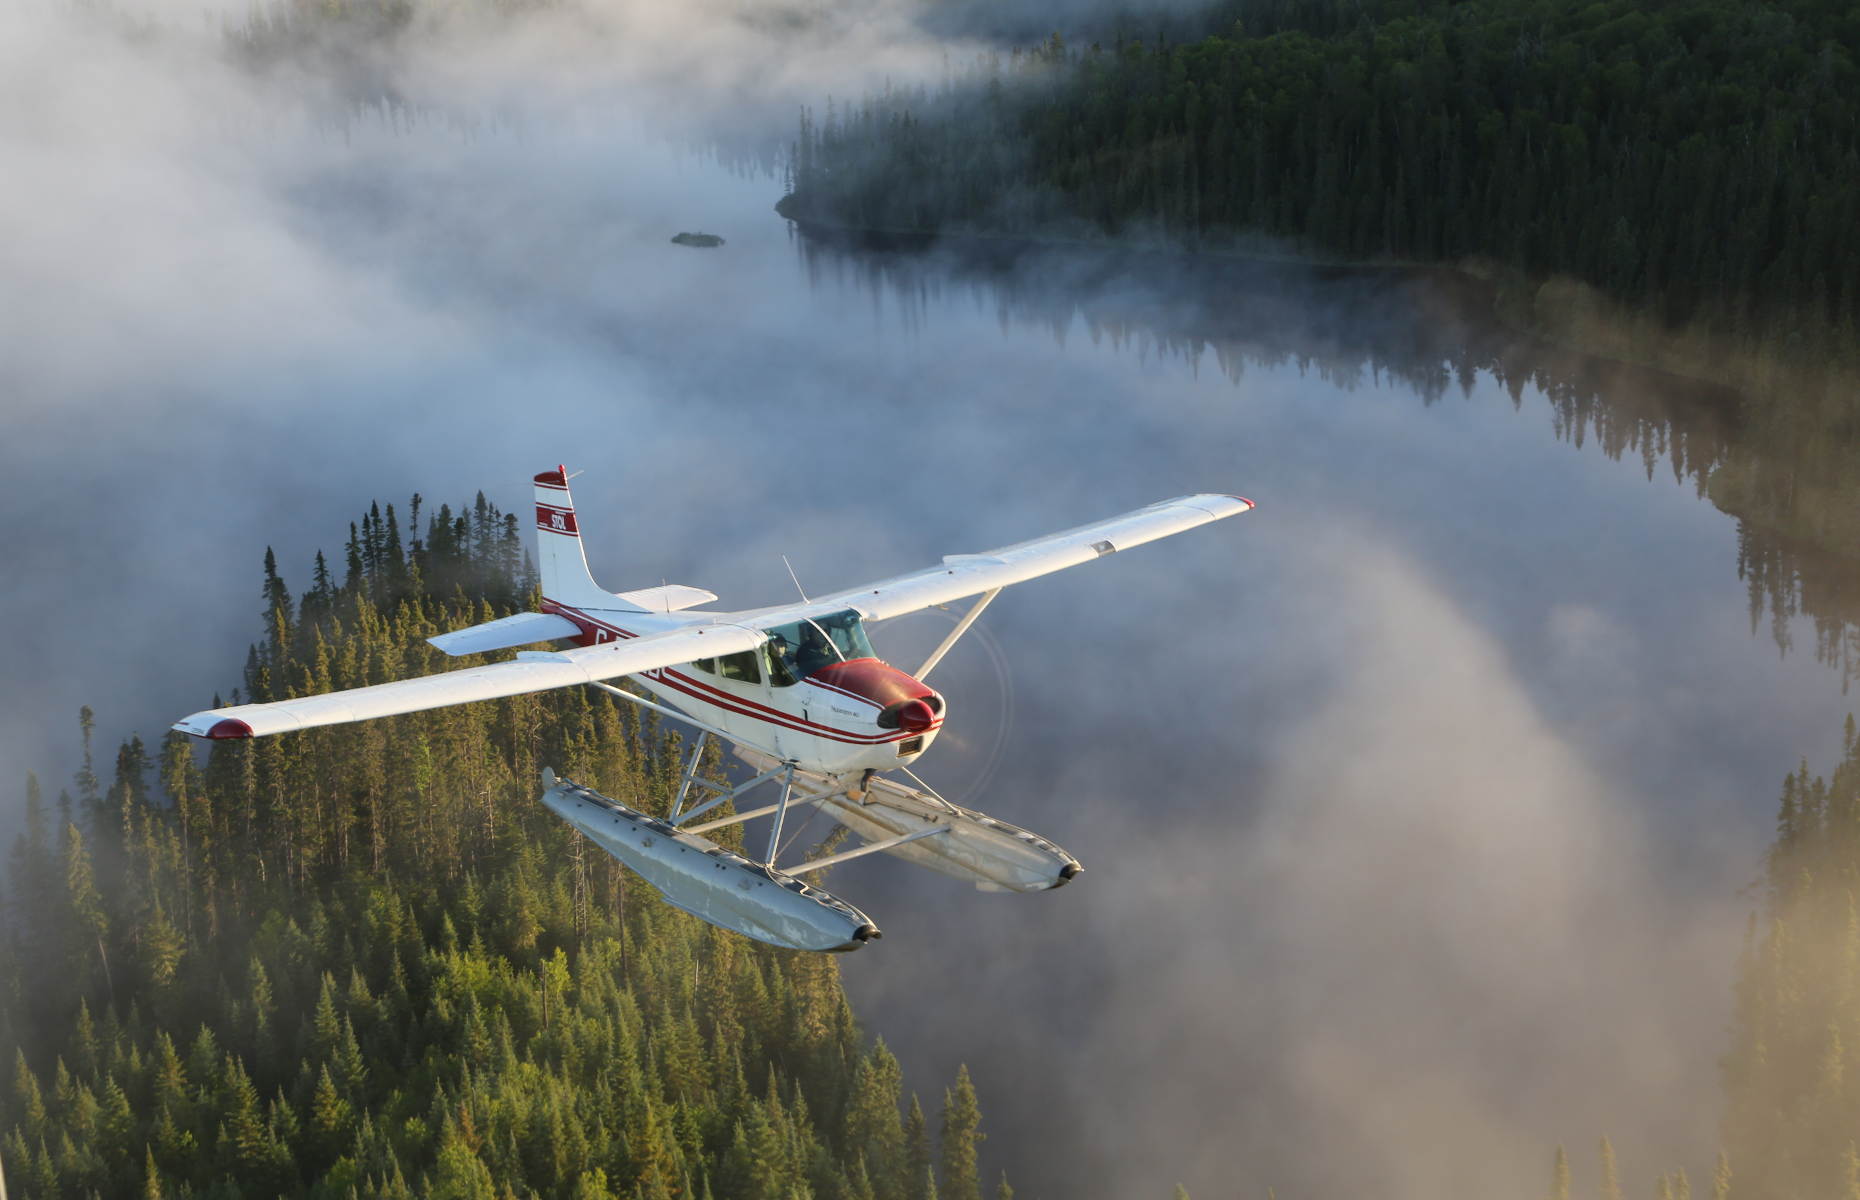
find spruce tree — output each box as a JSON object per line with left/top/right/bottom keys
{"left": 843, "top": 1040, "right": 905, "bottom": 1190}
{"left": 903, "top": 1094, "right": 932, "bottom": 1200}
{"left": 1601, "top": 1136, "right": 1622, "bottom": 1200}
{"left": 939, "top": 1065, "right": 983, "bottom": 1200}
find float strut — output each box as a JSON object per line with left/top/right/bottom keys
{"left": 669, "top": 731, "right": 710, "bottom": 822}
{"left": 672, "top": 763, "right": 790, "bottom": 829}
{"left": 765, "top": 764, "right": 796, "bottom": 866}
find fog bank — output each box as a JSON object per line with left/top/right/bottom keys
{"left": 0, "top": 2, "right": 1850, "bottom": 1197}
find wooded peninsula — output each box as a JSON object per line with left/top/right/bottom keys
{"left": 0, "top": 500, "right": 998, "bottom": 1199}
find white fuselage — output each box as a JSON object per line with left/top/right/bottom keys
{"left": 542, "top": 599, "right": 944, "bottom": 777}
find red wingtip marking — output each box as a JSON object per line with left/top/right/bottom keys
{"left": 207, "top": 718, "right": 253, "bottom": 740}
{"left": 1237, "top": 497, "right": 1256, "bottom": 509}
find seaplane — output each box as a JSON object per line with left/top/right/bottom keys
{"left": 174, "top": 468, "right": 1255, "bottom": 951}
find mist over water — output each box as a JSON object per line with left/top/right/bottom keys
{"left": 2, "top": 2, "right": 1854, "bottom": 1196}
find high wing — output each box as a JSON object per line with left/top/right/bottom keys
{"left": 173, "top": 623, "right": 767, "bottom": 739}
{"left": 747, "top": 494, "right": 1254, "bottom": 625}
{"left": 173, "top": 492, "right": 1249, "bottom": 742}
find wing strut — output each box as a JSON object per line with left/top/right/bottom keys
{"left": 588, "top": 680, "right": 740, "bottom": 745}
{"left": 913, "top": 588, "right": 1001, "bottom": 681}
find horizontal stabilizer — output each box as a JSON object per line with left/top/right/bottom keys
{"left": 610, "top": 584, "right": 719, "bottom": 613}
{"left": 428, "top": 611, "right": 583, "bottom": 656}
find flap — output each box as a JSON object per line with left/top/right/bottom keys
{"left": 428, "top": 611, "right": 584, "bottom": 657}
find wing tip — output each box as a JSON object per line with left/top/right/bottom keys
{"left": 173, "top": 715, "right": 254, "bottom": 740}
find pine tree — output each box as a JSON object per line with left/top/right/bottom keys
{"left": 1600, "top": 1136, "right": 1622, "bottom": 1200}
{"left": 138, "top": 895, "right": 185, "bottom": 989}
{"left": 13, "top": 1051, "right": 46, "bottom": 1138}
{"left": 311, "top": 1063, "right": 352, "bottom": 1155}
{"left": 62, "top": 821, "right": 110, "bottom": 994}
{"left": 940, "top": 1065, "right": 983, "bottom": 1200}
{"left": 141, "top": 1143, "right": 164, "bottom": 1199}
{"left": 903, "top": 1094, "right": 932, "bottom": 1200}
{"left": 75, "top": 706, "right": 99, "bottom": 810}
{"left": 344, "top": 522, "right": 365, "bottom": 593}
{"left": 429, "top": 1121, "right": 497, "bottom": 1200}
{"left": 844, "top": 1040, "right": 905, "bottom": 1190}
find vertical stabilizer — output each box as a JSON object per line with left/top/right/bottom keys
{"left": 533, "top": 466, "right": 625, "bottom": 611}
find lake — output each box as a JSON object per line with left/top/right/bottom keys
{"left": 3, "top": 100, "right": 1855, "bottom": 1197}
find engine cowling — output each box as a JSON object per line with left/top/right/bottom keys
{"left": 806, "top": 659, "right": 944, "bottom": 731}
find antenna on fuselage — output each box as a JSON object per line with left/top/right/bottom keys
{"left": 781, "top": 555, "right": 810, "bottom": 602}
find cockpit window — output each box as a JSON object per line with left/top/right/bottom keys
{"left": 763, "top": 609, "right": 874, "bottom": 686}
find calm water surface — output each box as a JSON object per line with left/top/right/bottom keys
{"left": 3, "top": 133, "right": 1853, "bottom": 1198}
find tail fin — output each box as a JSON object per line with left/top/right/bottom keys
{"left": 533, "top": 466, "right": 624, "bottom": 611}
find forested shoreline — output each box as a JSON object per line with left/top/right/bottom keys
{"left": 1719, "top": 719, "right": 1860, "bottom": 1200}
{"left": 0, "top": 497, "right": 998, "bottom": 1199}
{"left": 781, "top": 0, "right": 1859, "bottom": 387}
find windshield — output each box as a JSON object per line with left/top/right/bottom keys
{"left": 763, "top": 609, "right": 875, "bottom": 686}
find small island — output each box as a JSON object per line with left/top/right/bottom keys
{"left": 671, "top": 231, "right": 725, "bottom": 247}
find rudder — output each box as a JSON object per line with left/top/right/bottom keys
{"left": 533, "top": 466, "right": 625, "bottom": 611}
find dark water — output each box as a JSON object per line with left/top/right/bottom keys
{"left": 4, "top": 123, "right": 1857, "bottom": 1198}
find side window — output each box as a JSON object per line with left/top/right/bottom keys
{"left": 766, "top": 636, "right": 799, "bottom": 687}
{"left": 692, "top": 658, "right": 716, "bottom": 675}
{"left": 715, "top": 650, "right": 761, "bottom": 684}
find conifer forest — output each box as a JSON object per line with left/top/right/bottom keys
{"left": 6, "top": 0, "right": 1860, "bottom": 1195}
{"left": 0, "top": 504, "right": 990, "bottom": 1198}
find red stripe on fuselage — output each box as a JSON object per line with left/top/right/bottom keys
{"left": 541, "top": 600, "right": 939, "bottom": 745}
{"left": 648, "top": 671, "right": 930, "bottom": 745}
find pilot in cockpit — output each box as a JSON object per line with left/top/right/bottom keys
{"left": 795, "top": 622, "right": 837, "bottom": 676}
